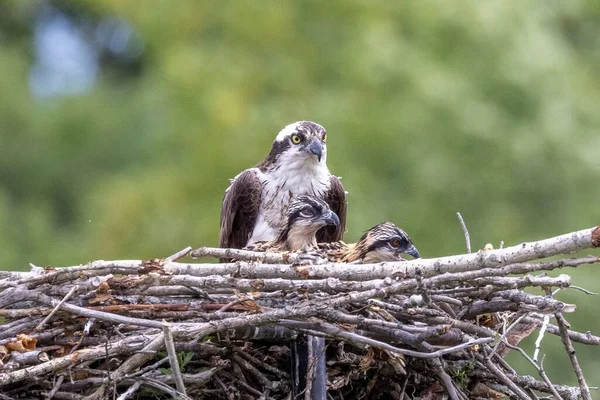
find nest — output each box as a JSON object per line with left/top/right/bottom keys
{"left": 0, "top": 226, "right": 599, "bottom": 400}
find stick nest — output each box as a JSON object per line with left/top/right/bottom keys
{"left": 0, "top": 226, "right": 599, "bottom": 400}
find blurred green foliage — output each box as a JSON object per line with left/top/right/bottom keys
{"left": 1, "top": 0, "right": 599, "bottom": 390}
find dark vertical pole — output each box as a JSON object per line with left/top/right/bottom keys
{"left": 291, "top": 334, "right": 327, "bottom": 399}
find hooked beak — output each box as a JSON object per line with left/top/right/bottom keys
{"left": 307, "top": 139, "right": 323, "bottom": 162}
{"left": 403, "top": 244, "right": 420, "bottom": 259}
{"left": 320, "top": 210, "right": 340, "bottom": 227}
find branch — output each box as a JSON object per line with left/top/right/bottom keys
{"left": 6, "top": 226, "right": 596, "bottom": 285}
{"left": 555, "top": 312, "right": 592, "bottom": 400}
{"left": 456, "top": 212, "right": 471, "bottom": 254}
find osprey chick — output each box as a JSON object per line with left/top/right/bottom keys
{"left": 318, "top": 222, "right": 420, "bottom": 263}
{"left": 244, "top": 195, "right": 340, "bottom": 253}
{"left": 220, "top": 121, "right": 347, "bottom": 252}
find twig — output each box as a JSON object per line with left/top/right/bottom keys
{"left": 554, "top": 312, "right": 592, "bottom": 400}
{"left": 165, "top": 246, "right": 192, "bottom": 263}
{"left": 456, "top": 212, "right": 471, "bottom": 254}
{"left": 231, "top": 346, "right": 289, "bottom": 379}
{"left": 214, "top": 374, "right": 234, "bottom": 400}
{"left": 482, "top": 355, "right": 531, "bottom": 400}
{"left": 191, "top": 246, "right": 299, "bottom": 264}
{"left": 520, "top": 316, "right": 600, "bottom": 345}
{"left": 162, "top": 320, "right": 186, "bottom": 395}
{"left": 566, "top": 285, "right": 598, "bottom": 295}
{"left": 17, "top": 290, "right": 165, "bottom": 328}
{"left": 429, "top": 358, "right": 461, "bottom": 400}
{"left": 278, "top": 319, "right": 493, "bottom": 358}
{"left": 533, "top": 315, "right": 549, "bottom": 363}
{"left": 35, "top": 286, "right": 78, "bottom": 331}
{"left": 138, "top": 376, "right": 194, "bottom": 400}
{"left": 502, "top": 341, "right": 563, "bottom": 400}
{"left": 46, "top": 374, "right": 65, "bottom": 399}
{"left": 0, "top": 334, "right": 154, "bottom": 386}
{"left": 125, "top": 356, "right": 169, "bottom": 378}
{"left": 492, "top": 312, "right": 529, "bottom": 355}
{"left": 115, "top": 380, "right": 141, "bottom": 400}
{"left": 166, "top": 250, "right": 600, "bottom": 283}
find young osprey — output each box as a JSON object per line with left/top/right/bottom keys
{"left": 219, "top": 121, "right": 347, "bottom": 251}
{"left": 243, "top": 194, "right": 340, "bottom": 253}
{"left": 317, "top": 222, "right": 420, "bottom": 263}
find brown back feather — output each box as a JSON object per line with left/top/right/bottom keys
{"left": 317, "top": 175, "right": 347, "bottom": 243}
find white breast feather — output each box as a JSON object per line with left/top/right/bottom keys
{"left": 247, "top": 154, "right": 331, "bottom": 244}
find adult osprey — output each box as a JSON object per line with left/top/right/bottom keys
{"left": 318, "top": 222, "right": 420, "bottom": 263}
{"left": 219, "top": 121, "right": 347, "bottom": 251}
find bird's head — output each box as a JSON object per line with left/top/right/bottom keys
{"left": 265, "top": 121, "right": 328, "bottom": 166}
{"left": 354, "top": 222, "right": 420, "bottom": 263}
{"left": 277, "top": 194, "right": 340, "bottom": 251}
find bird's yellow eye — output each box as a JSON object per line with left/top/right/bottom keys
{"left": 291, "top": 135, "right": 301, "bottom": 144}
{"left": 391, "top": 239, "right": 401, "bottom": 247}
{"left": 322, "top": 134, "right": 327, "bottom": 142}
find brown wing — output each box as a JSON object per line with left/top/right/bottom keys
{"left": 219, "top": 169, "right": 262, "bottom": 252}
{"left": 317, "top": 175, "right": 347, "bottom": 243}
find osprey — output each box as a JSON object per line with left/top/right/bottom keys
{"left": 318, "top": 222, "right": 420, "bottom": 263}
{"left": 219, "top": 121, "right": 347, "bottom": 252}
{"left": 243, "top": 194, "right": 340, "bottom": 253}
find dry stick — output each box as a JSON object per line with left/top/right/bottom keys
{"left": 26, "top": 290, "right": 164, "bottom": 328}
{"left": 162, "top": 320, "right": 186, "bottom": 396}
{"left": 520, "top": 316, "right": 600, "bottom": 345}
{"left": 116, "top": 381, "right": 141, "bottom": 400}
{"left": 554, "top": 312, "right": 592, "bottom": 400}
{"left": 0, "top": 334, "right": 153, "bottom": 386}
{"left": 216, "top": 296, "right": 253, "bottom": 314}
{"left": 214, "top": 374, "right": 235, "bottom": 400}
{"left": 492, "top": 312, "right": 529, "bottom": 355}
{"left": 85, "top": 333, "right": 165, "bottom": 400}
{"left": 191, "top": 246, "right": 300, "bottom": 264}
{"left": 456, "top": 212, "right": 471, "bottom": 254}
{"left": 165, "top": 246, "right": 192, "bottom": 263}
{"left": 6, "top": 227, "right": 596, "bottom": 287}
{"left": 125, "top": 357, "right": 169, "bottom": 379}
{"left": 35, "top": 286, "right": 78, "bottom": 331}
{"left": 118, "top": 272, "right": 574, "bottom": 295}
{"left": 173, "top": 255, "right": 599, "bottom": 283}
{"left": 220, "top": 371, "right": 264, "bottom": 396}
{"left": 399, "top": 373, "right": 410, "bottom": 400}
{"left": 232, "top": 354, "right": 278, "bottom": 392}
{"left": 429, "top": 357, "right": 461, "bottom": 400}
{"left": 502, "top": 342, "right": 564, "bottom": 400}
{"left": 277, "top": 319, "right": 493, "bottom": 358}
{"left": 167, "top": 229, "right": 600, "bottom": 280}
{"left": 482, "top": 356, "right": 531, "bottom": 400}
{"left": 533, "top": 315, "right": 549, "bottom": 363}
{"left": 46, "top": 375, "right": 66, "bottom": 400}
{"left": 4, "top": 225, "right": 596, "bottom": 287}
{"left": 231, "top": 346, "right": 289, "bottom": 379}
{"left": 138, "top": 376, "right": 194, "bottom": 400}
{"left": 565, "top": 285, "right": 598, "bottom": 295}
